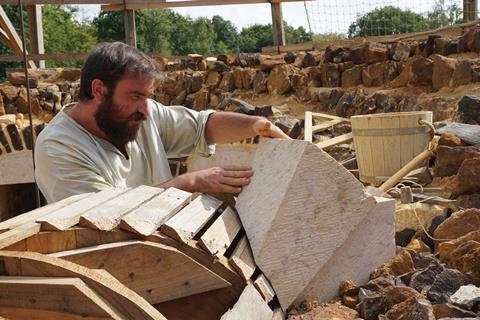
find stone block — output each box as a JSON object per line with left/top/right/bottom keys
{"left": 236, "top": 139, "right": 395, "bottom": 309}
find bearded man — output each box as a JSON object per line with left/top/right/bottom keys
{"left": 34, "top": 42, "right": 288, "bottom": 203}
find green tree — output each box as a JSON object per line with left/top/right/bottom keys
{"left": 425, "top": 0, "right": 463, "bottom": 29}
{"left": 239, "top": 24, "right": 273, "bottom": 52}
{"left": 348, "top": 6, "right": 427, "bottom": 38}
{"left": 211, "top": 15, "right": 239, "bottom": 53}
{"left": 93, "top": 11, "right": 124, "bottom": 43}
{"left": 285, "top": 24, "right": 311, "bottom": 44}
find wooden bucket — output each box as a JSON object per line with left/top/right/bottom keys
{"left": 351, "top": 111, "right": 433, "bottom": 186}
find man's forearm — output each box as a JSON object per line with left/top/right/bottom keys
{"left": 204, "top": 112, "right": 259, "bottom": 144}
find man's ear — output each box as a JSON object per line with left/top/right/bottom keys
{"left": 91, "top": 79, "right": 106, "bottom": 102}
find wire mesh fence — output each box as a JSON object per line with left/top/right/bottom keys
{"left": 304, "top": 0, "right": 476, "bottom": 39}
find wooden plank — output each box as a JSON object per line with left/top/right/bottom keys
{"left": 304, "top": 111, "right": 313, "bottom": 142}
{"left": 120, "top": 188, "right": 192, "bottom": 236}
{"left": 155, "top": 287, "right": 242, "bottom": 320}
{"left": 311, "top": 112, "right": 349, "bottom": 122}
{"left": 436, "top": 122, "right": 480, "bottom": 145}
{"left": 38, "top": 188, "right": 129, "bottom": 231}
{"left": 0, "top": 193, "right": 91, "bottom": 232}
{"left": 0, "top": 250, "right": 166, "bottom": 320}
{"left": 270, "top": 1, "right": 285, "bottom": 46}
{"left": 161, "top": 194, "right": 222, "bottom": 243}
{"left": 220, "top": 284, "right": 273, "bottom": 320}
{"left": 79, "top": 185, "right": 163, "bottom": 231}
{"left": 0, "top": 222, "right": 41, "bottom": 249}
{"left": 27, "top": 5, "right": 45, "bottom": 68}
{"left": 0, "top": 6, "right": 36, "bottom": 68}
{"left": 315, "top": 132, "right": 354, "bottom": 149}
{"left": 312, "top": 118, "right": 346, "bottom": 134}
{"left": 0, "top": 307, "right": 111, "bottom": 320}
{"left": 51, "top": 240, "right": 231, "bottom": 304}
{"left": 198, "top": 207, "right": 242, "bottom": 257}
{"left": 0, "top": 276, "right": 126, "bottom": 319}
{"left": 229, "top": 235, "right": 256, "bottom": 281}
{"left": 124, "top": 9, "right": 136, "bottom": 47}
{"left": 101, "top": 0, "right": 309, "bottom": 11}
{"left": 253, "top": 274, "right": 275, "bottom": 303}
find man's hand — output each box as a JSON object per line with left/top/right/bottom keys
{"left": 159, "top": 165, "right": 253, "bottom": 194}
{"left": 253, "top": 118, "right": 291, "bottom": 139}
{"left": 192, "top": 165, "right": 253, "bottom": 193}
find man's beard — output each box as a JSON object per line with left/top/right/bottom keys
{"left": 94, "top": 96, "right": 147, "bottom": 146}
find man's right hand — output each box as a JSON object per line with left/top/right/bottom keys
{"left": 159, "top": 165, "right": 253, "bottom": 194}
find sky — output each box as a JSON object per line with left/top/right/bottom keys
{"left": 75, "top": 0, "right": 464, "bottom": 35}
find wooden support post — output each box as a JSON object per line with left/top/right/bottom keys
{"left": 464, "top": 0, "right": 478, "bottom": 22}
{"left": 124, "top": 9, "right": 137, "bottom": 48}
{"left": 270, "top": 0, "right": 285, "bottom": 47}
{"left": 27, "top": 5, "right": 45, "bottom": 68}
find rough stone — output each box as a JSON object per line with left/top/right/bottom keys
{"left": 434, "top": 145, "right": 480, "bottom": 177}
{"left": 284, "top": 52, "right": 296, "bottom": 64}
{"left": 335, "top": 91, "right": 354, "bottom": 117}
{"left": 432, "top": 54, "right": 458, "bottom": 91}
{"left": 396, "top": 229, "right": 417, "bottom": 247}
{"left": 357, "top": 292, "right": 388, "bottom": 320}
{"left": 406, "top": 238, "right": 431, "bottom": 254}
{"left": 342, "top": 65, "right": 363, "bottom": 88}
{"left": 351, "top": 42, "right": 388, "bottom": 65}
{"left": 324, "top": 45, "right": 344, "bottom": 63}
{"left": 7, "top": 72, "right": 38, "bottom": 88}
{"left": 267, "top": 65, "right": 294, "bottom": 95}
{"left": 362, "top": 62, "right": 387, "bottom": 87}
{"left": 454, "top": 95, "right": 480, "bottom": 124}
{"left": 212, "top": 60, "right": 230, "bottom": 73}
{"left": 321, "top": 63, "right": 341, "bottom": 87}
{"left": 427, "top": 268, "right": 473, "bottom": 304}
{"left": 185, "top": 89, "right": 209, "bottom": 111}
{"left": 458, "top": 158, "right": 480, "bottom": 194}
{"left": 384, "top": 297, "right": 435, "bottom": 320}
{"left": 189, "top": 72, "right": 204, "bottom": 93}
{"left": 205, "top": 71, "right": 221, "bottom": 88}
{"left": 435, "top": 209, "right": 480, "bottom": 243}
{"left": 458, "top": 27, "right": 480, "bottom": 53}
{"left": 371, "top": 250, "right": 415, "bottom": 279}
{"left": 289, "top": 301, "right": 361, "bottom": 320}
{"left": 241, "top": 68, "right": 256, "bottom": 90}
{"left": 171, "top": 90, "right": 187, "bottom": 105}
{"left": 451, "top": 61, "right": 473, "bottom": 87}
{"left": 424, "top": 35, "right": 441, "bottom": 57}
{"left": 447, "top": 240, "right": 480, "bottom": 283}
{"left": 218, "top": 71, "right": 235, "bottom": 92}
{"left": 391, "top": 41, "right": 411, "bottom": 61}
{"left": 272, "top": 116, "right": 302, "bottom": 139}
{"left": 232, "top": 68, "right": 244, "bottom": 90}
{"left": 0, "top": 85, "right": 20, "bottom": 103}
{"left": 253, "top": 70, "right": 267, "bottom": 94}
{"left": 433, "top": 303, "right": 479, "bottom": 319}
{"left": 0, "top": 95, "right": 5, "bottom": 115}
{"left": 434, "top": 38, "right": 458, "bottom": 56}
{"left": 409, "top": 260, "right": 445, "bottom": 294}
{"left": 450, "top": 285, "right": 480, "bottom": 309}
{"left": 159, "top": 76, "right": 184, "bottom": 97}
{"left": 456, "top": 194, "right": 480, "bottom": 209}
{"left": 438, "top": 133, "right": 466, "bottom": 148}
{"left": 410, "top": 56, "right": 434, "bottom": 86}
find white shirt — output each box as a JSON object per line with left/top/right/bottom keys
{"left": 34, "top": 99, "right": 215, "bottom": 203}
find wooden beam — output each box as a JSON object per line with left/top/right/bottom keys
{"left": 0, "top": 193, "right": 91, "bottom": 232}
{"left": 198, "top": 207, "right": 242, "bottom": 258}
{"left": 304, "top": 111, "right": 312, "bottom": 142}
{"left": 315, "top": 132, "right": 354, "bottom": 149}
{"left": 161, "top": 194, "right": 222, "bottom": 243}
{"left": 229, "top": 235, "right": 256, "bottom": 281}
{"left": 464, "top": 0, "right": 478, "bottom": 22}
{"left": 79, "top": 185, "right": 163, "bottom": 231}
{"left": 253, "top": 274, "right": 275, "bottom": 303}
{"left": 27, "top": 5, "right": 45, "bottom": 68}
{"left": 0, "top": 250, "right": 166, "bottom": 320}
{"left": 0, "top": 276, "right": 126, "bottom": 319}
{"left": 101, "top": 0, "right": 309, "bottom": 11}
{"left": 312, "top": 118, "right": 347, "bottom": 134}
{"left": 120, "top": 187, "right": 191, "bottom": 236}
{"left": 51, "top": 240, "right": 232, "bottom": 304}
{"left": 124, "top": 9, "right": 137, "bottom": 47}
{"left": 37, "top": 188, "right": 128, "bottom": 231}
{"left": 0, "top": 5, "right": 36, "bottom": 69}
{"left": 270, "top": 0, "right": 285, "bottom": 47}
{"left": 0, "top": 222, "right": 41, "bottom": 250}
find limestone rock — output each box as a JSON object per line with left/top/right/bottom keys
{"left": 236, "top": 139, "right": 395, "bottom": 309}
{"left": 7, "top": 71, "right": 38, "bottom": 88}
{"left": 205, "top": 71, "right": 221, "bottom": 88}
{"left": 232, "top": 68, "right": 243, "bottom": 90}
{"left": 406, "top": 238, "right": 431, "bottom": 254}
{"left": 451, "top": 60, "right": 473, "bottom": 87}
{"left": 241, "top": 68, "right": 256, "bottom": 90}
{"left": 447, "top": 239, "right": 480, "bottom": 283}
{"left": 342, "top": 65, "right": 363, "bottom": 88}
{"left": 391, "top": 42, "right": 411, "bottom": 61}
{"left": 267, "top": 65, "right": 294, "bottom": 95}
{"left": 427, "top": 269, "right": 473, "bottom": 304}
{"left": 384, "top": 297, "right": 435, "bottom": 320}
{"left": 434, "top": 38, "right": 458, "bottom": 56}
{"left": 371, "top": 250, "right": 415, "bottom": 279}
{"left": 395, "top": 203, "right": 445, "bottom": 233}
{"left": 351, "top": 42, "right": 388, "bottom": 65}
{"left": 185, "top": 89, "right": 209, "bottom": 111}
{"left": 218, "top": 71, "right": 235, "bottom": 92}
{"left": 220, "top": 284, "right": 273, "bottom": 320}
{"left": 458, "top": 157, "right": 480, "bottom": 194}
{"left": 454, "top": 95, "right": 480, "bottom": 124}
{"left": 450, "top": 285, "right": 480, "bottom": 309}
{"left": 458, "top": 27, "right": 480, "bottom": 53}
{"left": 0, "top": 85, "right": 19, "bottom": 103}
{"left": 434, "top": 209, "right": 480, "bottom": 243}
{"left": 434, "top": 145, "right": 480, "bottom": 177}
{"left": 433, "top": 303, "right": 479, "bottom": 319}
{"left": 253, "top": 71, "right": 267, "bottom": 94}
{"left": 321, "top": 63, "right": 341, "bottom": 87}
{"left": 324, "top": 45, "right": 344, "bottom": 63}
{"left": 410, "top": 56, "right": 434, "bottom": 86}
{"left": 432, "top": 54, "right": 458, "bottom": 91}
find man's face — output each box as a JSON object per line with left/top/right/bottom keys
{"left": 94, "top": 76, "right": 154, "bottom": 145}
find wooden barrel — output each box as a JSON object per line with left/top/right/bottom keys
{"left": 351, "top": 111, "right": 433, "bottom": 186}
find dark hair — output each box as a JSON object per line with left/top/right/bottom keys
{"left": 78, "top": 42, "right": 161, "bottom": 101}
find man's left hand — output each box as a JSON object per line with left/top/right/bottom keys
{"left": 253, "top": 118, "right": 291, "bottom": 139}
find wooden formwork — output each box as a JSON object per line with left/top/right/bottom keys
{"left": 0, "top": 186, "right": 278, "bottom": 320}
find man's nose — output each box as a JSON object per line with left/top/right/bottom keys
{"left": 137, "top": 100, "right": 150, "bottom": 118}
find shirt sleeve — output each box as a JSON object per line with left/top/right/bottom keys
{"left": 35, "top": 139, "right": 113, "bottom": 203}
{"left": 149, "top": 100, "right": 216, "bottom": 158}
